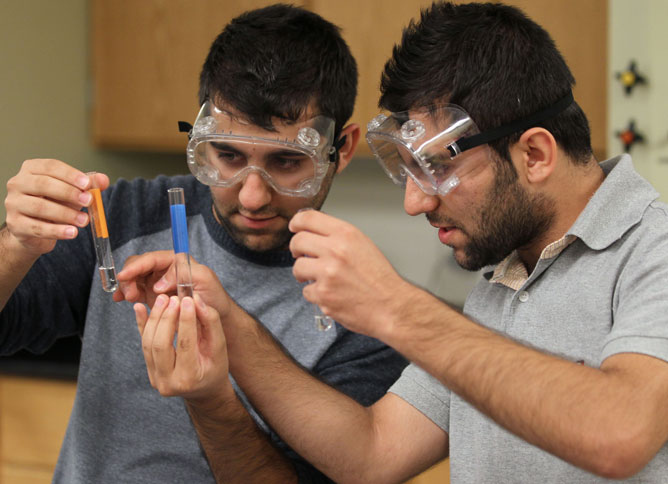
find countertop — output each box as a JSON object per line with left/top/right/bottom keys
{"left": 0, "top": 335, "right": 80, "bottom": 381}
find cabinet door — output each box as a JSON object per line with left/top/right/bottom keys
{"left": 0, "top": 376, "right": 76, "bottom": 483}
{"left": 91, "top": 0, "right": 275, "bottom": 151}
{"left": 92, "top": 0, "right": 606, "bottom": 157}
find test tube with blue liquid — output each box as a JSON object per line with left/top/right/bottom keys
{"left": 86, "top": 172, "right": 118, "bottom": 292}
{"left": 168, "top": 188, "right": 194, "bottom": 299}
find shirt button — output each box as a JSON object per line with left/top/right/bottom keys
{"left": 518, "top": 291, "right": 530, "bottom": 302}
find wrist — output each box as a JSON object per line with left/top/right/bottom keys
{"left": 378, "top": 283, "right": 449, "bottom": 351}
{"left": 220, "top": 303, "right": 257, "bottom": 360}
{"left": 0, "top": 227, "right": 42, "bottom": 265}
{"left": 185, "top": 383, "right": 237, "bottom": 416}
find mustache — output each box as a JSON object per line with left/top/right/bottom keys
{"left": 426, "top": 212, "right": 460, "bottom": 228}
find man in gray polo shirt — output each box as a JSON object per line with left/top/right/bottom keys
{"left": 132, "top": 2, "right": 668, "bottom": 482}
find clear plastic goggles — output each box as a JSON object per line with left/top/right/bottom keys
{"left": 366, "top": 92, "right": 574, "bottom": 196}
{"left": 186, "top": 101, "right": 337, "bottom": 197}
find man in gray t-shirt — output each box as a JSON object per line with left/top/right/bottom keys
{"left": 131, "top": 3, "right": 668, "bottom": 483}
{"left": 0, "top": 5, "right": 408, "bottom": 483}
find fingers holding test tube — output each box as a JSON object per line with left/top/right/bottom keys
{"left": 134, "top": 294, "right": 232, "bottom": 401}
{"left": 289, "top": 210, "right": 410, "bottom": 339}
{"left": 295, "top": 208, "right": 334, "bottom": 332}
{"left": 4, "top": 160, "right": 109, "bottom": 254}
{"left": 116, "top": 250, "right": 233, "bottom": 320}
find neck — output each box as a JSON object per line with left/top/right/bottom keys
{"left": 518, "top": 156, "right": 604, "bottom": 272}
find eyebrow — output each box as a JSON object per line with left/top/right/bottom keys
{"left": 209, "top": 141, "right": 308, "bottom": 159}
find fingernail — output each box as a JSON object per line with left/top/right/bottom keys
{"left": 154, "top": 277, "right": 167, "bottom": 290}
{"left": 79, "top": 192, "right": 92, "bottom": 205}
{"left": 194, "top": 293, "right": 206, "bottom": 309}
{"left": 76, "top": 175, "right": 90, "bottom": 189}
{"left": 64, "top": 226, "right": 77, "bottom": 238}
{"left": 168, "top": 296, "right": 179, "bottom": 308}
{"left": 182, "top": 297, "right": 194, "bottom": 310}
{"left": 75, "top": 212, "right": 88, "bottom": 226}
{"left": 155, "top": 294, "right": 168, "bottom": 307}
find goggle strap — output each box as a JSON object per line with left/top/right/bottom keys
{"left": 450, "top": 91, "right": 574, "bottom": 156}
{"left": 328, "top": 134, "right": 348, "bottom": 162}
{"left": 178, "top": 121, "right": 193, "bottom": 139}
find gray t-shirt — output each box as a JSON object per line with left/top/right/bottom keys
{"left": 1, "top": 175, "right": 407, "bottom": 483}
{"left": 390, "top": 155, "right": 668, "bottom": 483}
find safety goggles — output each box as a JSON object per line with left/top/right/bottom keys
{"left": 180, "top": 101, "right": 339, "bottom": 197}
{"left": 366, "top": 92, "right": 574, "bottom": 196}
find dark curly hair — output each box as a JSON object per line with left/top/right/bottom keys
{"left": 199, "top": 4, "right": 357, "bottom": 138}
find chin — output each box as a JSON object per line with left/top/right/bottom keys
{"left": 239, "top": 232, "right": 291, "bottom": 252}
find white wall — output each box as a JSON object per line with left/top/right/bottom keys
{"left": 0, "top": 0, "right": 186, "bottom": 225}
{"left": 608, "top": 0, "right": 668, "bottom": 201}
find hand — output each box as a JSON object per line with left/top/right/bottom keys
{"left": 115, "top": 250, "right": 174, "bottom": 307}
{"left": 288, "top": 210, "right": 412, "bottom": 338}
{"left": 4, "top": 159, "right": 109, "bottom": 255}
{"left": 116, "top": 250, "right": 232, "bottom": 318}
{"left": 135, "top": 294, "right": 233, "bottom": 403}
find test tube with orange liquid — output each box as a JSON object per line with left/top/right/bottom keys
{"left": 87, "top": 172, "right": 118, "bottom": 292}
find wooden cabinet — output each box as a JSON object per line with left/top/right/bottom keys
{"left": 91, "top": 0, "right": 607, "bottom": 158}
{"left": 0, "top": 376, "right": 76, "bottom": 484}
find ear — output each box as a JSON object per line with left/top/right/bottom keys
{"left": 334, "top": 123, "right": 361, "bottom": 174}
{"left": 512, "top": 127, "right": 558, "bottom": 184}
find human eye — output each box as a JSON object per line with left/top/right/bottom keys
{"left": 214, "top": 148, "right": 245, "bottom": 166}
{"left": 424, "top": 153, "right": 456, "bottom": 178}
{"left": 268, "top": 153, "right": 310, "bottom": 173}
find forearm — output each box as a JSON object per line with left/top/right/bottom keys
{"left": 223, "top": 308, "right": 387, "bottom": 484}
{"left": 384, "top": 286, "right": 665, "bottom": 477}
{"left": 0, "top": 226, "right": 40, "bottom": 310}
{"left": 186, "top": 391, "right": 297, "bottom": 484}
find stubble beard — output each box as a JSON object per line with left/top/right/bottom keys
{"left": 211, "top": 174, "right": 333, "bottom": 253}
{"left": 457, "top": 167, "right": 556, "bottom": 271}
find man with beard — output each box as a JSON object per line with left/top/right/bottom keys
{"left": 132, "top": 2, "right": 668, "bottom": 483}
{"left": 0, "top": 5, "right": 407, "bottom": 483}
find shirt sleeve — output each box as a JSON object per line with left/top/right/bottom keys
{"left": 602, "top": 209, "right": 668, "bottom": 364}
{"left": 0, "top": 228, "right": 95, "bottom": 355}
{"left": 388, "top": 363, "right": 452, "bottom": 433}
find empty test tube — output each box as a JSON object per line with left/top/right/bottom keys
{"left": 168, "top": 188, "right": 194, "bottom": 299}
{"left": 296, "top": 208, "right": 334, "bottom": 332}
{"left": 87, "top": 172, "right": 118, "bottom": 292}
{"left": 314, "top": 307, "right": 334, "bottom": 332}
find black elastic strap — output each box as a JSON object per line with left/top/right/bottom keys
{"left": 178, "top": 121, "right": 193, "bottom": 134}
{"left": 329, "top": 135, "right": 347, "bottom": 162}
{"left": 451, "top": 91, "right": 574, "bottom": 156}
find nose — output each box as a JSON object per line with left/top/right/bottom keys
{"left": 238, "top": 171, "right": 273, "bottom": 211}
{"left": 404, "top": 178, "right": 439, "bottom": 216}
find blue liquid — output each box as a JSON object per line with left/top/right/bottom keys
{"left": 170, "top": 204, "right": 189, "bottom": 254}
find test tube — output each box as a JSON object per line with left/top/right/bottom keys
{"left": 86, "top": 172, "right": 118, "bottom": 292}
{"left": 314, "top": 307, "right": 334, "bottom": 332}
{"left": 168, "top": 188, "right": 194, "bottom": 299}
{"left": 296, "top": 209, "right": 334, "bottom": 332}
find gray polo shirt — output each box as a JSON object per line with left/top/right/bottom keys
{"left": 389, "top": 155, "right": 668, "bottom": 483}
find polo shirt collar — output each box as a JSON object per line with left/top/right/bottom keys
{"left": 566, "top": 154, "right": 658, "bottom": 250}
{"left": 483, "top": 155, "right": 657, "bottom": 285}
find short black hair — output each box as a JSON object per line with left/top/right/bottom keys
{"left": 380, "top": 1, "right": 592, "bottom": 164}
{"left": 199, "top": 4, "right": 357, "bottom": 137}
